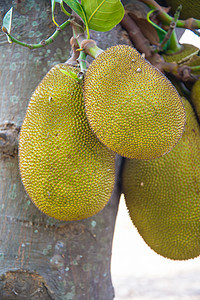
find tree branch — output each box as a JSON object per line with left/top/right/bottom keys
{"left": 121, "top": 13, "right": 197, "bottom": 82}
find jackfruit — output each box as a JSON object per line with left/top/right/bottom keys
{"left": 165, "top": 0, "right": 200, "bottom": 19}
{"left": 19, "top": 64, "right": 115, "bottom": 221}
{"left": 162, "top": 43, "right": 200, "bottom": 97}
{"left": 163, "top": 44, "right": 199, "bottom": 64}
{"left": 163, "top": 44, "right": 200, "bottom": 75}
{"left": 122, "top": 97, "right": 200, "bottom": 260}
{"left": 83, "top": 45, "right": 186, "bottom": 160}
{"left": 191, "top": 79, "right": 200, "bottom": 120}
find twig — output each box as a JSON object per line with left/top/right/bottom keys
{"left": 66, "top": 37, "right": 80, "bottom": 66}
{"left": 159, "top": 5, "right": 181, "bottom": 51}
{"left": 139, "top": 0, "right": 200, "bottom": 29}
{"left": 121, "top": 14, "right": 153, "bottom": 58}
{"left": 120, "top": 14, "right": 164, "bottom": 70}
{"left": 121, "top": 12, "right": 197, "bottom": 82}
{"left": 70, "top": 13, "right": 103, "bottom": 59}
{"left": 2, "top": 19, "right": 70, "bottom": 49}
{"left": 77, "top": 50, "right": 87, "bottom": 76}
{"left": 162, "top": 63, "right": 197, "bottom": 82}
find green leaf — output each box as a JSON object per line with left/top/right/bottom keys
{"left": 2, "top": 7, "right": 13, "bottom": 42}
{"left": 63, "top": 0, "right": 90, "bottom": 37}
{"left": 60, "top": 68, "right": 82, "bottom": 82}
{"left": 81, "top": 0, "right": 124, "bottom": 32}
{"left": 52, "top": 0, "right": 71, "bottom": 21}
{"left": 51, "top": 0, "right": 62, "bottom": 26}
{"left": 51, "top": 0, "right": 56, "bottom": 22}
{"left": 63, "top": 0, "right": 85, "bottom": 20}
{"left": 60, "top": 0, "right": 71, "bottom": 16}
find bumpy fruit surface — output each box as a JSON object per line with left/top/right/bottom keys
{"left": 191, "top": 79, "right": 200, "bottom": 120}
{"left": 163, "top": 44, "right": 199, "bottom": 64}
{"left": 19, "top": 64, "right": 115, "bottom": 221}
{"left": 83, "top": 45, "right": 185, "bottom": 160}
{"left": 163, "top": 44, "right": 200, "bottom": 75}
{"left": 122, "top": 98, "right": 200, "bottom": 260}
{"left": 165, "top": 0, "right": 200, "bottom": 19}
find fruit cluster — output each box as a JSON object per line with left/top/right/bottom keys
{"left": 19, "top": 45, "right": 200, "bottom": 261}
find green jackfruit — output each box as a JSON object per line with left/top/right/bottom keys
{"left": 83, "top": 45, "right": 185, "bottom": 160}
{"left": 163, "top": 44, "right": 199, "bottom": 64}
{"left": 165, "top": 0, "right": 200, "bottom": 19}
{"left": 191, "top": 79, "right": 200, "bottom": 120}
{"left": 122, "top": 97, "right": 200, "bottom": 260}
{"left": 19, "top": 64, "right": 115, "bottom": 221}
{"left": 163, "top": 44, "right": 200, "bottom": 76}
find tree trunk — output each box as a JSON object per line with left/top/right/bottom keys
{"left": 0, "top": 1, "right": 125, "bottom": 298}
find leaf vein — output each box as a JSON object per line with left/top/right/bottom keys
{"left": 88, "top": 0, "right": 106, "bottom": 24}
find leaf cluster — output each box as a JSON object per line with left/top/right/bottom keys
{"left": 3, "top": 0, "right": 125, "bottom": 39}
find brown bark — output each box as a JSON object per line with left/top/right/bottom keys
{"left": 0, "top": 1, "right": 125, "bottom": 299}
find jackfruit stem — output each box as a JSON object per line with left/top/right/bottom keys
{"left": 71, "top": 15, "right": 103, "bottom": 59}
{"left": 164, "top": 31, "right": 182, "bottom": 54}
{"left": 161, "top": 14, "right": 200, "bottom": 30}
{"left": 65, "top": 36, "right": 80, "bottom": 66}
{"left": 81, "top": 40, "right": 103, "bottom": 59}
{"left": 159, "top": 6, "right": 182, "bottom": 54}
{"left": 71, "top": 15, "right": 86, "bottom": 47}
{"left": 163, "top": 62, "right": 196, "bottom": 82}
{"left": 140, "top": 0, "right": 200, "bottom": 29}
{"left": 140, "top": 0, "right": 162, "bottom": 10}
{"left": 77, "top": 51, "right": 87, "bottom": 75}
{"left": 190, "top": 65, "right": 200, "bottom": 73}
{"left": 87, "top": 44, "right": 103, "bottom": 58}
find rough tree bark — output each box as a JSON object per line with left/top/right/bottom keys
{"left": 0, "top": 1, "right": 126, "bottom": 299}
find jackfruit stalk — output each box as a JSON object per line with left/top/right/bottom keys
{"left": 163, "top": 44, "right": 200, "bottom": 75}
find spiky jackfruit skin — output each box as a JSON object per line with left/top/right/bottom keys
{"left": 163, "top": 44, "right": 200, "bottom": 76}
{"left": 19, "top": 64, "right": 115, "bottom": 221}
{"left": 163, "top": 44, "right": 199, "bottom": 64}
{"left": 83, "top": 45, "right": 185, "bottom": 160}
{"left": 191, "top": 79, "right": 200, "bottom": 120}
{"left": 165, "top": 0, "right": 200, "bottom": 19}
{"left": 122, "top": 98, "right": 200, "bottom": 260}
